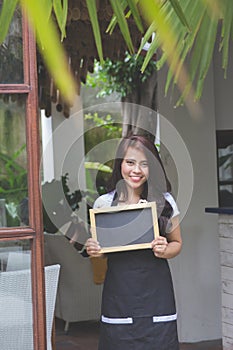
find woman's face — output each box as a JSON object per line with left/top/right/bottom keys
{"left": 121, "top": 146, "right": 149, "bottom": 193}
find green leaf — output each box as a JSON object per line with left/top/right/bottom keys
{"left": 86, "top": 0, "right": 104, "bottom": 63}
{"left": 106, "top": 0, "right": 128, "bottom": 35}
{"left": 195, "top": 11, "right": 218, "bottom": 100}
{"left": 41, "top": 0, "right": 53, "bottom": 22}
{"left": 106, "top": 15, "right": 118, "bottom": 35}
{"left": 139, "top": 0, "right": 185, "bottom": 91}
{"left": 136, "top": 21, "right": 156, "bottom": 57}
{"left": 220, "top": 0, "right": 233, "bottom": 77}
{"left": 0, "top": 0, "right": 18, "bottom": 43}
{"left": 53, "top": 0, "right": 68, "bottom": 40}
{"left": 109, "top": 0, "right": 135, "bottom": 54}
{"left": 126, "top": 0, "right": 144, "bottom": 33}
{"left": 85, "top": 162, "right": 112, "bottom": 173}
{"left": 140, "top": 30, "right": 159, "bottom": 72}
{"left": 20, "top": 0, "right": 76, "bottom": 104}
{"left": 85, "top": 169, "right": 95, "bottom": 193}
{"left": 175, "top": 10, "right": 206, "bottom": 104}
{"left": 169, "top": 0, "right": 191, "bottom": 30}
{"left": 166, "top": 0, "right": 205, "bottom": 95}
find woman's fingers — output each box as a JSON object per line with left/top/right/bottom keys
{"left": 151, "top": 237, "right": 168, "bottom": 256}
{"left": 86, "top": 238, "right": 102, "bottom": 257}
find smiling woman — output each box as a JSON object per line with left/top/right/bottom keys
{"left": 85, "top": 134, "right": 182, "bottom": 350}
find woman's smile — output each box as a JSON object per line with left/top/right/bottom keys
{"left": 130, "top": 175, "right": 144, "bottom": 182}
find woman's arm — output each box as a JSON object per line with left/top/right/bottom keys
{"left": 151, "top": 216, "right": 182, "bottom": 259}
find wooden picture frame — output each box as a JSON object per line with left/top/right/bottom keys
{"left": 89, "top": 202, "right": 159, "bottom": 253}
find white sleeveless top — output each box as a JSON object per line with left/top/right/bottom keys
{"left": 93, "top": 190, "right": 180, "bottom": 218}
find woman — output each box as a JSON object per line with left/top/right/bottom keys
{"left": 86, "top": 134, "right": 182, "bottom": 350}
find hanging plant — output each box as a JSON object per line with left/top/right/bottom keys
{"left": 86, "top": 52, "right": 157, "bottom": 98}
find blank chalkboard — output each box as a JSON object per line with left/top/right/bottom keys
{"left": 89, "top": 202, "right": 159, "bottom": 253}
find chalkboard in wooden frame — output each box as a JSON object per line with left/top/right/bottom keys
{"left": 89, "top": 201, "right": 159, "bottom": 253}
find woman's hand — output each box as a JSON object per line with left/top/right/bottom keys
{"left": 151, "top": 236, "right": 168, "bottom": 258}
{"left": 85, "top": 238, "right": 103, "bottom": 258}
{"left": 152, "top": 216, "right": 182, "bottom": 259}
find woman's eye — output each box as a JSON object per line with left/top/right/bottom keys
{"left": 126, "top": 160, "right": 135, "bottom": 166}
{"left": 141, "top": 162, "right": 148, "bottom": 168}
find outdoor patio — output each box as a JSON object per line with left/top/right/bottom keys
{"left": 55, "top": 318, "right": 223, "bottom": 350}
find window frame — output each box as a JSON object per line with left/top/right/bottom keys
{"left": 0, "top": 11, "right": 46, "bottom": 350}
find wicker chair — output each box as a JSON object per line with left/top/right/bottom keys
{"left": 0, "top": 264, "right": 60, "bottom": 350}
{"left": 44, "top": 234, "right": 103, "bottom": 332}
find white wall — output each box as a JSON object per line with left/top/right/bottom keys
{"left": 213, "top": 40, "right": 233, "bottom": 130}
{"left": 41, "top": 110, "right": 55, "bottom": 182}
{"left": 51, "top": 96, "right": 86, "bottom": 191}
{"left": 158, "top": 63, "right": 222, "bottom": 342}
{"left": 41, "top": 96, "right": 87, "bottom": 240}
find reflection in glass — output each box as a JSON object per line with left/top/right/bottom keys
{"left": 217, "top": 130, "right": 233, "bottom": 207}
{"left": 0, "top": 4, "right": 23, "bottom": 83}
{"left": 0, "top": 95, "right": 28, "bottom": 227}
{"left": 0, "top": 240, "right": 31, "bottom": 271}
{"left": 0, "top": 240, "right": 32, "bottom": 348}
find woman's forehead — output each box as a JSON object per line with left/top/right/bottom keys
{"left": 124, "top": 146, "right": 147, "bottom": 159}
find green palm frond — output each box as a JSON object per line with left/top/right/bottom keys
{"left": 53, "top": 0, "right": 68, "bottom": 40}
{"left": 0, "top": 0, "right": 18, "bottom": 43}
{"left": 126, "top": 0, "right": 144, "bottom": 33}
{"left": 0, "top": 0, "right": 76, "bottom": 103}
{"left": 220, "top": 0, "right": 233, "bottom": 77}
{"left": 138, "top": 0, "right": 192, "bottom": 100}
{"left": 138, "top": 0, "right": 230, "bottom": 104}
{"left": 167, "top": 0, "right": 191, "bottom": 30}
{"left": 0, "top": 0, "right": 233, "bottom": 105}
{"left": 86, "top": 0, "right": 104, "bottom": 63}
{"left": 21, "top": 0, "right": 76, "bottom": 104}
{"left": 109, "top": 0, "right": 134, "bottom": 54}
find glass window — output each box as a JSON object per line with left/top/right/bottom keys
{"left": 0, "top": 240, "right": 32, "bottom": 348}
{"left": 0, "top": 94, "right": 28, "bottom": 227}
{"left": 0, "top": 4, "right": 23, "bottom": 84}
{"left": 0, "top": 240, "right": 31, "bottom": 271}
{"left": 216, "top": 130, "right": 233, "bottom": 207}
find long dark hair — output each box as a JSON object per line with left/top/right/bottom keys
{"left": 107, "top": 135, "right": 173, "bottom": 221}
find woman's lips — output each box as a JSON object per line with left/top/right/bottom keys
{"left": 130, "top": 176, "right": 143, "bottom": 182}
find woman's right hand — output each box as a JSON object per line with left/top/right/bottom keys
{"left": 85, "top": 238, "right": 103, "bottom": 257}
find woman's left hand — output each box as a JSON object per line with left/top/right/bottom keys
{"left": 151, "top": 237, "right": 168, "bottom": 258}
{"left": 151, "top": 217, "right": 182, "bottom": 259}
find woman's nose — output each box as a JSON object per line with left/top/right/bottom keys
{"left": 133, "top": 163, "right": 142, "bottom": 172}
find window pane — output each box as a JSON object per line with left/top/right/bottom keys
{"left": 217, "top": 130, "right": 233, "bottom": 207}
{"left": 0, "top": 4, "right": 23, "bottom": 83}
{"left": 0, "top": 240, "right": 33, "bottom": 348}
{"left": 0, "top": 94, "right": 28, "bottom": 227}
{"left": 0, "top": 240, "right": 31, "bottom": 271}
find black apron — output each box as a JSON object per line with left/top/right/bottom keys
{"left": 98, "top": 196, "right": 179, "bottom": 350}
{"left": 98, "top": 247, "right": 179, "bottom": 350}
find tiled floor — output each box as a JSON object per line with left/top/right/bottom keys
{"left": 55, "top": 318, "right": 223, "bottom": 350}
